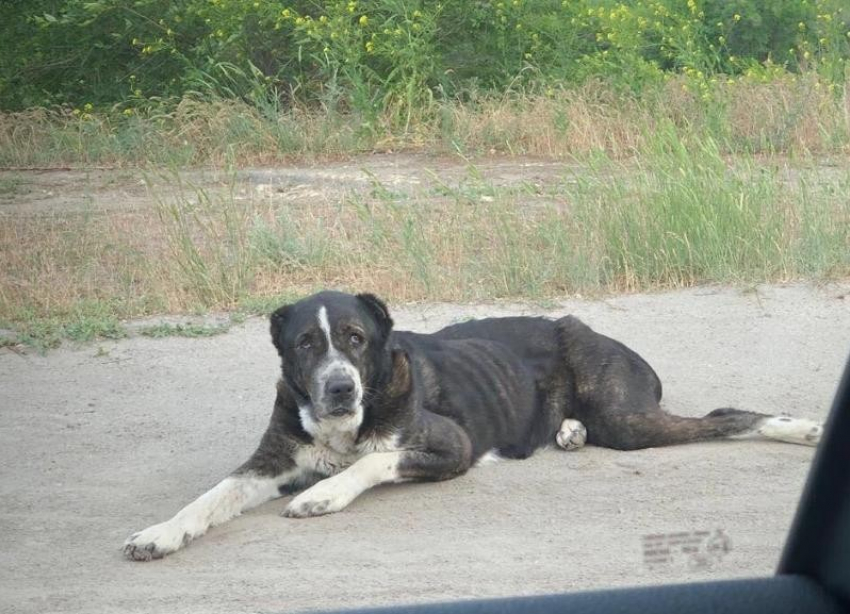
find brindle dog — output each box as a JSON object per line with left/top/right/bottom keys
{"left": 124, "top": 291, "right": 821, "bottom": 561}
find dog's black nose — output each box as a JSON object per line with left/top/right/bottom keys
{"left": 326, "top": 375, "right": 355, "bottom": 399}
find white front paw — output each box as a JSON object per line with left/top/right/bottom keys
{"left": 283, "top": 478, "right": 357, "bottom": 518}
{"left": 123, "top": 520, "right": 189, "bottom": 561}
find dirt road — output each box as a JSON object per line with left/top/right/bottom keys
{"left": 1, "top": 284, "right": 849, "bottom": 614}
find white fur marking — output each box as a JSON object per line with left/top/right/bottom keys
{"left": 732, "top": 416, "right": 823, "bottom": 446}
{"left": 293, "top": 431, "right": 401, "bottom": 476}
{"left": 298, "top": 402, "right": 362, "bottom": 455}
{"left": 475, "top": 449, "right": 503, "bottom": 467}
{"left": 311, "top": 306, "right": 364, "bottom": 430}
{"left": 124, "top": 470, "right": 298, "bottom": 560}
{"left": 294, "top": 441, "right": 357, "bottom": 476}
{"left": 298, "top": 403, "right": 319, "bottom": 436}
{"left": 357, "top": 432, "right": 402, "bottom": 455}
{"left": 556, "top": 418, "right": 587, "bottom": 450}
{"left": 317, "top": 305, "right": 334, "bottom": 349}
{"left": 284, "top": 451, "right": 403, "bottom": 517}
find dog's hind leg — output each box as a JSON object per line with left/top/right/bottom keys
{"left": 556, "top": 419, "right": 588, "bottom": 450}
{"left": 586, "top": 407, "right": 822, "bottom": 451}
{"left": 726, "top": 412, "right": 823, "bottom": 446}
{"left": 553, "top": 315, "right": 822, "bottom": 451}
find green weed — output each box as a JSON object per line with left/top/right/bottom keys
{"left": 9, "top": 302, "right": 126, "bottom": 352}
{"left": 137, "top": 322, "right": 231, "bottom": 338}
{"left": 150, "top": 171, "right": 254, "bottom": 308}
{"left": 0, "top": 175, "right": 27, "bottom": 197}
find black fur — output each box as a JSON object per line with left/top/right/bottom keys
{"left": 122, "top": 290, "right": 812, "bottom": 560}
{"left": 242, "top": 290, "right": 768, "bottom": 487}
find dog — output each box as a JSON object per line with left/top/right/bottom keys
{"left": 124, "top": 290, "right": 823, "bottom": 561}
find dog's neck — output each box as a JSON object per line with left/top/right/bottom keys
{"left": 298, "top": 402, "right": 363, "bottom": 454}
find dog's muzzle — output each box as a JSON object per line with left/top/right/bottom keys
{"left": 314, "top": 370, "right": 360, "bottom": 420}
{"left": 324, "top": 374, "right": 357, "bottom": 416}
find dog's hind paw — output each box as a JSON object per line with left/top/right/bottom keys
{"left": 757, "top": 416, "right": 823, "bottom": 447}
{"left": 556, "top": 419, "right": 587, "bottom": 451}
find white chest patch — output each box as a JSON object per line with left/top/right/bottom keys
{"left": 294, "top": 444, "right": 358, "bottom": 476}
{"left": 299, "top": 403, "right": 361, "bottom": 453}
{"left": 357, "top": 431, "right": 402, "bottom": 455}
{"left": 293, "top": 421, "right": 401, "bottom": 477}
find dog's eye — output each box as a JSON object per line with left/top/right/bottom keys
{"left": 296, "top": 338, "right": 312, "bottom": 350}
{"left": 349, "top": 332, "right": 364, "bottom": 346}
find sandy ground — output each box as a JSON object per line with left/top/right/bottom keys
{"left": 4, "top": 153, "right": 845, "bottom": 216}
{"left": 0, "top": 155, "right": 576, "bottom": 215}
{"left": 1, "top": 284, "right": 849, "bottom": 613}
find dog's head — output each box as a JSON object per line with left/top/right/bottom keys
{"left": 269, "top": 291, "right": 394, "bottom": 428}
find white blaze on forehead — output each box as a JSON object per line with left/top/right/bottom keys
{"left": 310, "top": 304, "right": 365, "bottom": 429}
{"left": 317, "top": 305, "right": 335, "bottom": 354}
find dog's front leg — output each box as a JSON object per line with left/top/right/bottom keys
{"left": 124, "top": 385, "right": 310, "bottom": 560}
{"left": 124, "top": 467, "right": 301, "bottom": 561}
{"left": 284, "top": 415, "right": 474, "bottom": 518}
{"left": 283, "top": 452, "right": 403, "bottom": 518}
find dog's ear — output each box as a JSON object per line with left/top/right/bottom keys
{"left": 269, "top": 304, "right": 291, "bottom": 355}
{"left": 356, "top": 293, "right": 393, "bottom": 340}
{"left": 385, "top": 348, "right": 412, "bottom": 399}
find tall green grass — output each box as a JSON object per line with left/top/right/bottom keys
{"left": 146, "top": 130, "right": 849, "bottom": 304}
{"left": 570, "top": 129, "right": 798, "bottom": 289}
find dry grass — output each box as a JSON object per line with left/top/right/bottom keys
{"left": 1, "top": 76, "right": 848, "bottom": 169}
{"left": 2, "top": 148, "right": 848, "bottom": 342}
{"left": 443, "top": 77, "right": 850, "bottom": 158}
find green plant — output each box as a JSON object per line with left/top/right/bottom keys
{"left": 2, "top": 0, "right": 847, "bottom": 115}
{"left": 138, "top": 321, "right": 231, "bottom": 338}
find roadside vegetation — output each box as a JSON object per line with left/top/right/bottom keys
{"left": 3, "top": 0, "right": 849, "bottom": 165}
{"left": 1, "top": 1, "right": 849, "bottom": 348}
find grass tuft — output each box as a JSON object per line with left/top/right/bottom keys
{"left": 137, "top": 322, "right": 231, "bottom": 338}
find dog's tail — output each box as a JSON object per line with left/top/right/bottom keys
{"left": 591, "top": 407, "right": 823, "bottom": 451}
